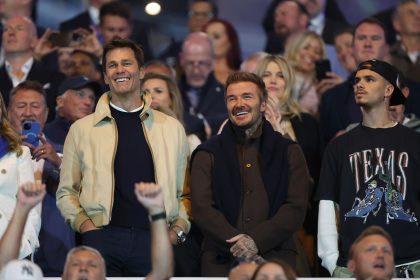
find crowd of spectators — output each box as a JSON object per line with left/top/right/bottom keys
{"left": 0, "top": 0, "right": 419, "bottom": 279}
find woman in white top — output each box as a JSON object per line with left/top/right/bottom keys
{"left": 0, "top": 93, "right": 37, "bottom": 259}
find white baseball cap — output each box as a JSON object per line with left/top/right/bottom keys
{"left": 0, "top": 260, "right": 43, "bottom": 280}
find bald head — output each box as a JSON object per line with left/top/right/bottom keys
{"left": 181, "top": 32, "right": 214, "bottom": 56}
{"left": 2, "top": 15, "right": 37, "bottom": 57}
{"left": 180, "top": 32, "right": 214, "bottom": 87}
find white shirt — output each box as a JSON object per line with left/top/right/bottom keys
{"left": 5, "top": 58, "right": 34, "bottom": 87}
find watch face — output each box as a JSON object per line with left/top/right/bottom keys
{"left": 176, "top": 230, "right": 187, "bottom": 243}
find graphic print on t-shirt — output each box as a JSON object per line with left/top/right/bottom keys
{"left": 344, "top": 148, "right": 418, "bottom": 225}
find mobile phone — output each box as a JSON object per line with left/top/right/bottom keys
{"left": 22, "top": 121, "right": 41, "bottom": 147}
{"left": 48, "top": 32, "right": 71, "bottom": 47}
{"left": 315, "top": 59, "right": 331, "bottom": 81}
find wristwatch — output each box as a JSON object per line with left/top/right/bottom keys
{"left": 172, "top": 226, "right": 187, "bottom": 244}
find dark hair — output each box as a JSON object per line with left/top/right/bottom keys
{"left": 354, "top": 17, "right": 391, "bottom": 46}
{"left": 348, "top": 226, "right": 394, "bottom": 260}
{"left": 102, "top": 37, "right": 144, "bottom": 70}
{"left": 277, "top": 0, "right": 309, "bottom": 16}
{"left": 71, "top": 49, "right": 101, "bottom": 72}
{"left": 100, "top": 1, "right": 132, "bottom": 24}
{"left": 333, "top": 26, "right": 354, "bottom": 42}
{"left": 225, "top": 71, "right": 267, "bottom": 101}
{"left": 251, "top": 259, "right": 297, "bottom": 280}
{"left": 190, "top": 0, "right": 219, "bottom": 18}
{"left": 203, "top": 18, "right": 242, "bottom": 70}
{"left": 9, "top": 80, "right": 47, "bottom": 106}
{"left": 393, "top": 0, "right": 418, "bottom": 19}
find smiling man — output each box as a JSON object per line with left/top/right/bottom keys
{"left": 190, "top": 71, "right": 310, "bottom": 276}
{"left": 317, "top": 60, "right": 420, "bottom": 278}
{"left": 56, "top": 38, "right": 190, "bottom": 277}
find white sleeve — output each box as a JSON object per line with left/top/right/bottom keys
{"left": 17, "top": 147, "right": 41, "bottom": 259}
{"left": 318, "top": 199, "right": 339, "bottom": 275}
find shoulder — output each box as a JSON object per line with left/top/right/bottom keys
{"left": 149, "top": 109, "right": 184, "bottom": 131}
{"left": 396, "top": 123, "right": 420, "bottom": 138}
{"left": 324, "top": 128, "right": 353, "bottom": 151}
{"left": 68, "top": 114, "right": 97, "bottom": 135}
{"left": 194, "top": 134, "right": 222, "bottom": 155}
{"left": 323, "top": 79, "right": 352, "bottom": 101}
{"left": 294, "top": 112, "right": 319, "bottom": 126}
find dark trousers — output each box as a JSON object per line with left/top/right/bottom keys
{"left": 82, "top": 225, "right": 151, "bottom": 277}
{"left": 173, "top": 222, "right": 202, "bottom": 276}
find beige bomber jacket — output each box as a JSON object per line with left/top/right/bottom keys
{"left": 56, "top": 92, "right": 190, "bottom": 233}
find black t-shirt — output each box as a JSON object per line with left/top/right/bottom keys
{"left": 316, "top": 123, "right": 420, "bottom": 266}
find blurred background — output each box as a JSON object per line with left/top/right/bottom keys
{"left": 36, "top": 0, "right": 397, "bottom": 59}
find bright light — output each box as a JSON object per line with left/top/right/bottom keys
{"left": 145, "top": 2, "right": 161, "bottom": 16}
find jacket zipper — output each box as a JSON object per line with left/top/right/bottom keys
{"left": 109, "top": 117, "right": 118, "bottom": 220}
{"left": 141, "top": 120, "right": 158, "bottom": 185}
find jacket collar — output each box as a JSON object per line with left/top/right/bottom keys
{"left": 93, "top": 90, "right": 152, "bottom": 125}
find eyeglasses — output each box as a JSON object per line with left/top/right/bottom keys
{"left": 188, "top": 11, "right": 214, "bottom": 18}
{"left": 184, "top": 60, "right": 212, "bottom": 69}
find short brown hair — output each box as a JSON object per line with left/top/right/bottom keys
{"left": 348, "top": 226, "right": 394, "bottom": 260}
{"left": 102, "top": 37, "right": 144, "bottom": 70}
{"left": 251, "top": 259, "right": 297, "bottom": 280}
{"left": 225, "top": 71, "right": 268, "bottom": 101}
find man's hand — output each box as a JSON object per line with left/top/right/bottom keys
{"left": 134, "top": 182, "right": 165, "bottom": 215}
{"left": 316, "top": 72, "right": 344, "bottom": 95}
{"left": 33, "top": 28, "right": 59, "bottom": 61}
{"left": 16, "top": 182, "right": 46, "bottom": 211}
{"left": 79, "top": 219, "right": 98, "bottom": 233}
{"left": 71, "top": 27, "right": 103, "bottom": 58}
{"left": 226, "top": 234, "right": 258, "bottom": 261}
{"left": 24, "top": 135, "right": 62, "bottom": 167}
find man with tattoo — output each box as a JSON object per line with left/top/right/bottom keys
{"left": 190, "top": 71, "right": 311, "bottom": 276}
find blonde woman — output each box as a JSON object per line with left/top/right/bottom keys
{"left": 285, "top": 30, "right": 342, "bottom": 115}
{"left": 141, "top": 72, "right": 201, "bottom": 154}
{"left": 255, "top": 55, "right": 322, "bottom": 273}
{"left": 0, "top": 93, "right": 38, "bottom": 260}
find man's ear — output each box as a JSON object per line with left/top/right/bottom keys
{"left": 139, "top": 67, "right": 145, "bottom": 80}
{"left": 385, "top": 84, "right": 394, "bottom": 99}
{"left": 347, "top": 259, "right": 356, "bottom": 273}
{"left": 260, "top": 99, "right": 267, "bottom": 112}
{"left": 56, "top": 95, "right": 64, "bottom": 107}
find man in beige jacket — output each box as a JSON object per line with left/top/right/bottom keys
{"left": 57, "top": 38, "right": 190, "bottom": 277}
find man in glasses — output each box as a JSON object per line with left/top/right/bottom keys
{"left": 178, "top": 32, "right": 227, "bottom": 140}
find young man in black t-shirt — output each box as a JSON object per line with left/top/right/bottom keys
{"left": 317, "top": 60, "right": 420, "bottom": 278}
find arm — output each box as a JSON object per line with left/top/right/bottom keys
{"left": 0, "top": 183, "right": 45, "bottom": 268}
{"left": 56, "top": 127, "right": 93, "bottom": 232}
{"left": 318, "top": 199, "right": 339, "bottom": 275}
{"left": 169, "top": 127, "right": 190, "bottom": 244}
{"left": 135, "top": 182, "right": 173, "bottom": 280}
{"left": 16, "top": 147, "right": 43, "bottom": 258}
{"left": 190, "top": 151, "right": 241, "bottom": 247}
{"left": 247, "top": 144, "right": 311, "bottom": 254}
